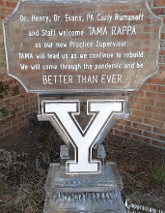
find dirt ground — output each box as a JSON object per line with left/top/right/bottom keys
{"left": 0, "top": 114, "right": 165, "bottom": 212}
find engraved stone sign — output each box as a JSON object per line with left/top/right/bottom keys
{"left": 2, "top": 0, "right": 162, "bottom": 93}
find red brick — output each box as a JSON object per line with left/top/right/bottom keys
{"left": 129, "top": 103, "right": 144, "bottom": 110}
{"left": 161, "top": 33, "right": 165, "bottom": 39}
{"left": 0, "top": 69, "right": 7, "bottom": 75}
{"left": 160, "top": 71, "right": 165, "bottom": 78}
{"left": 4, "top": 125, "right": 17, "bottom": 135}
{"left": 5, "top": 115, "right": 15, "bottom": 123}
{"left": 145, "top": 105, "right": 165, "bottom": 114}
{"left": 9, "top": 83, "right": 20, "bottom": 90}
{"left": 132, "top": 109, "right": 152, "bottom": 118}
{"left": 114, "top": 129, "right": 130, "bottom": 138}
{"left": 10, "top": 96, "right": 22, "bottom": 103}
{"left": 146, "top": 91, "right": 165, "bottom": 100}
{"left": 153, "top": 113, "right": 165, "bottom": 122}
{"left": 144, "top": 131, "right": 162, "bottom": 140}
{"left": 0, "top": 131, "right": 4, "bottom": 137}
{"left": 117, "top": 120, "right": 131, "bottom": 126}
{"left": 140, "top": 84, "right": 157, "bottom": 91}
{"left": 143, "top": 118, "right": 164, "bottom": 128}
{"left": 0, "top": 100, "right": 6, "bottom": 108}
{"left": 0, "top": 74, "right": 10, "bottom": 81}
{"left": 134, "top": 97, "right": 154, "bottom": 105}
{"left": 0, "top": 0, "right": 5, "bottom": 7}
{"left": 0, "top": 75, "right": 6, "bottom": 81}
{"left": 159, "top": 50, "right": 165, "bottom": 55}
{"left": 0, "top": 122, "right": 10, "bottom": 131}
{"left": 156, "top": 100, "right": 165, "bottom": 107}
{"left": 125, "top": 126, "right": 142, "bottom": 135}
{"left": 155, "top": 0, "right": 165, "bottom": 6}
{"left": 147, "top": 78, "right": 163, "bottom": 84}
{"left": 23, "top": 93, "right": 31, "bottom": 99}
{"left": 4, "top": 103, "right": 15, "bottom": 111}
{"left": 153, "top": 127, "right": 165, "bottom": 136}
{"left": 160, "top": 16, "right": 165, "bottom": 23}
{"left": 1, "top": 15, "right": 6, "bottom": 20}
{"left": 13, "top": 79, "right": 19, "bottom": 84}
{"left": 110, "top": 129, "right": 113, "bottom": 134}
{"left": 133, "top": 122, "right": 151, "bottom": 131}
{"left": 6, "top": 1, "right": 17, "bottom": 8}
{"left": 2, "top": 7, "right": 13, "bottom": 15}
{"left": 30, "top": 96, "right": 36, "bottom": 102}
{"left": 129, "top": 96, "right": 134, "bottom": 102}
{"left": 17, "top": 100, "right": 27, "bottom": 107}
{"left": 132, "top": 135, "right": 150, "bottom": 143}
{"left": 128, "top": 115, "right": 142, "bottom": 123}
{"left": 2, "top": 79, "right": 12, "bottom": 86}
{"left": 113, "top": 123, "right": 123, "bottom": 130}
{"left": 31, "top": 106, "right": 37, "bottom": 111}
{"left": 131, "top": 90, "right": 145, "bottom": 97}
{"left": 24, "top": 102, "right": 34, "bottom": 110}
{"left": 151, "top": 8, "right": 164, "bottom": 14}
{"left": 12, "top": 117, "right": 24, "bottom": 126}
{"left": 158, "top": 85, "right": 165, "bottom": 92}
{"left": 23, "top": 98, "right": 29, "bottom": 105}
{"left": 158, "top": 64, "right": 165, "bottom": 72}
{"left": 147, "top": 0, "right": 152, "bottom": 7}
{"left": 2, "top": 92, "right": 14, "bottom": 101}
{"left": 18, "top": 109, "right": 29, "bottom": 117}
{"left": 17, "top": 106, "right": 23, "bottom": 113}
{"left": 152, "top": 140, "right": 165, "bottom": 148}
{"left": 18, "top": 120, "right": 28, "bottom": 129}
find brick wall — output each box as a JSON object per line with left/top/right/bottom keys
{"left": 0, "top": 0, "right": 165, "bottom": 147}
{"left": 0, "top": 0, "right": 36, "bottom": 140}
{"left": 113, "top": 0, "right": 165, "bottom": 147}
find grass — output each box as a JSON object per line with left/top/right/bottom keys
{"left": 147, "top": 163, "right": 165, "bottom": 186}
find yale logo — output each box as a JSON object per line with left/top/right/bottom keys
{"left": 42, "top": 100, "right": 123, "bottom": 174}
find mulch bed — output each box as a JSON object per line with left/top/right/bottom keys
{"left": 103, "top": 134, "right": 165, "bottom": 199}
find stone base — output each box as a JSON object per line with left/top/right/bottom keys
{"left": 43, "top": 162, "right": 126, "bottom": 213}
